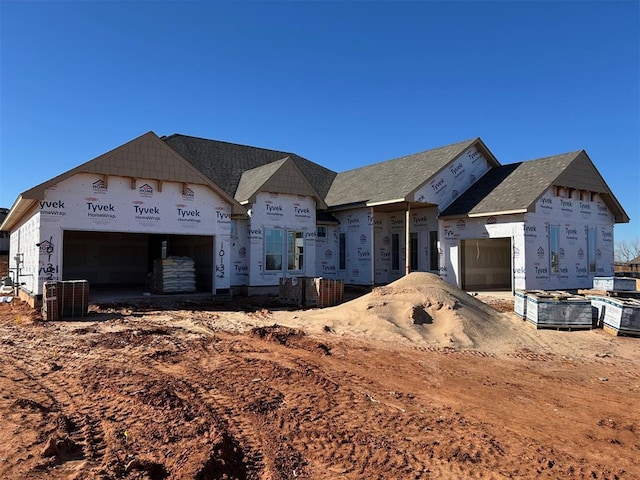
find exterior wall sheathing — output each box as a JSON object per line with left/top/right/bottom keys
{"left": 9, "top": 172, "right": 234, "bottom": 299}
{"left": 241, "top": 192, "right": 317, "bottom": 294}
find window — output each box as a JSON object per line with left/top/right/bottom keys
{"left": 549, "top": 225, "right": 559, "bottom": 273}
{"left": 339, "top": 233, "right": 346, "bottom": 270}
{"left": 429, "top": 231, "right": 439, "bottom": 271}
{"left": 265, "top": 229, "right": 283, "bottom": 270}
{"left": 316, "top": 226, "right": 327, "bottom": 238}
{"left": 391, "top": 233, "right": 400, "bottom": 271}
{"left": 410, "top": 232, "right": 418, "bottom": 272}
{"left": 287, "top": 231, "right": 304, "bottom": 271}
{"left": 587, "top": 227, "right": 596, "bottom": 273}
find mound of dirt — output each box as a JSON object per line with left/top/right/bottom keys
{"left": 281, "top": 272, "right": 514, "bottom": 349}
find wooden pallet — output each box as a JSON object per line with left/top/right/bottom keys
{"left": 525, "top": 319, "right": 593, "bottom": 331}
{"left": 603, "top": 324, "right": 640, "bottom": 338}
{"left": 579, "top": 289, "right": 640, "bottom": 299}
{"left": 607, "top": 290, "right": 640, "bottom": 299}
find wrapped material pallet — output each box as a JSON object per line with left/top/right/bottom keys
{"left": 593, "top": 276, "right": 637, "bottom": 292}
{"left": 42, "top": 280, "right": 89, "bottom": 320}
{"left": 279, "top": 277, "right": 344, "bottom": 308}
{"left": 514, "top": 290, "right": 541, "bottom": 318}
{"left": 525, "top": 291, "right": 594, "bottom": 330}
{"left": 59, "top": 280, "right": 89, "bottom": 318}
{"left": 590, "top": 295, "right": 640, "bottom": 336}
{"left": 154, "top": 256, "right": 196, "bottom": 294}
{"left": 42, "top": 281, "right": 59, "bottom": 321}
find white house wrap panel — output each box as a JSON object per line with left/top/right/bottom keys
{"left": 9, "top": 214, "right": 41, "bottom": 295}
{"left": 413, "top": 146, "right": 492, "bottom": 211}
{"left": 231, "top": 219, "right": 249, "bottom": 286}
{"left": 440, "top": 215, "right": 522, "bottom": 289}
{"left": 314, "top": 225, "right": 339, "bottom": 279}
{"left": 246, "top": 192, "right": 317, "bottom": 287}
{"left": 522, "top": 189, "right": 614, "bottom": 290}
{"left": 373, "top": 212, "right": 390, "bottom": 284}
{"left": 13, "top": 173, "right": 235, "bottom": 295}
{"left": 332, "top": 209, "right": 373, "bottom": 285}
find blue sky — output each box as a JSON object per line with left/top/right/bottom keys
{"left": 1, "top": 1, "right": 638, "bottom": 242}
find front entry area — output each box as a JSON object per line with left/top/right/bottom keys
{"left": 62, "top": 231, "right": 214, "bottom": 293}
{"left": 460, "top": 237, "right": 511, "bottom": 291}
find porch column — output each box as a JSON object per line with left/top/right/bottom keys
{"left": 405, "top": 203, "right": 410, "bottom": 276}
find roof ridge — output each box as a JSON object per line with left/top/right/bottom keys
{"left": 162, "top": 133, "right": 297, "bottom": 157}
{"left": 241, "top": 156, "right": 290, "bottom": 174}
{"left": 337, "top": 137, "right": 478, "bottom": 175}
{"left": 513, "top": 149, "right": 584, "bottom": 164}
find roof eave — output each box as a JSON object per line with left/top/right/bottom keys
{"left": 469, "top": 208, "right": 528, "bottom": 218}
{"left": 439, "top": 208, "right": 527, "bottom": 220}
{"left": 0, "top": 195, "right": 36, "bottom": 231}
{"left": 366, "top": 198, "right": 407, "bottom": 207}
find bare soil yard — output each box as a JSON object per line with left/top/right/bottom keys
{"left": 0, "top": 273, "right": 638, "bottom": 479}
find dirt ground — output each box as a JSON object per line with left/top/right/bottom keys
{"left": 0, "top": 272, "right": 638, "bottom": 479}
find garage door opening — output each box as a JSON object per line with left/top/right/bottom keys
{"left": 62, "top": 231, "right": 214, "bottom": 294}
{"left": 461, "top": 237, "right": 511, "bottom": 291}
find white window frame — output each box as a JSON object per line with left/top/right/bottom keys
{"left": 265, "top": 228, "right": 283, "bottom": 271}
{"left": 287, "top": 230, "right": 304, "bottom": 272}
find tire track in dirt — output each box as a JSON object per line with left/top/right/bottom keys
{"left": 6, "top": 342, "right": 112, "bottom": 471}
{"left": 1, "top": 299, "right": 637, "bottom": 480}
{"left": 173, "top": 328, "right": 523, "bottom": 479}
{"left": 0, "top": 344, "right": 106, "bottom": 478}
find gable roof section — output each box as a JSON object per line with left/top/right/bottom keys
{"left": 2, "top": 132, "right": 246, "bottom": 231}
{"left": 235, "top": 157, "right": 327, "bottom": 208}
{"left": 440, "top": 150, "right": 630, "bottom": 223}
{"left": 324, "top": 138, "right": 499, "bottom": 208}
{"left": 163, "top": 134, "right": 337, "bottom": 200}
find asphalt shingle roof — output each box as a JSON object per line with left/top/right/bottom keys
{"left": 235, "top": 158, "right": 288, "bottom": 203}
{"left": 235, "top": 157, "right": 326, "bottom": 207}
{"left": 440, "top": 150, "right": 629, "bottom": 223}
{"left": 163, "top": 134, "right": 337, "bottom": 200}
{"left": 324, "top": 138, "right": 480, "bottom": 207}
{"left": 440, "top": 151, "right": 579, "bottom": 216}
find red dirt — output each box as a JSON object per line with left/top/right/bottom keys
{"left": 0, "top": 280, "right": 638, "bottom": 479}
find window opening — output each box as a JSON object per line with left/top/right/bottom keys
{"left": 265, "top": 229, "right": 283, "bottom": 271}
{"left": 287, "top": 231, "right": 304, "bottom": 271}
{"left": 429, "top": 231, "right": 439, "bottom": 271}
{"left": 410, "top": 232, "right": 418, "bottom": 271}
{"left": 587, "top": 227, "right": 596, "bottom": 273}
{"left": 392, "top": 233, "right": 400, "bottom": 271}
{"left": 549, "top": 225, "right": 559, "bottom": 273}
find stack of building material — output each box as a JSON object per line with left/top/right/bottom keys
{"left": 41, "top": 280, "right": 89, "bottom": 320}
{"left": 279, "top": 277, "right": 344, "bottom": 308}
{"left": 42, "top": 281, "right": 58, "bottom": 321}
{"left": 525, "top": 291, "right": 594, "bottom": 330}
{"left": 592, "top": 276, "right": 637, "bottom": 292}
{"left": 590, "top": 296, "right": 640, "bottom": 336}
{"left": 58, "top": 280, "right": 89, "bottom": 318}
{"left": 279, "top": 277, "right": 304, "bottom": 305}
{"left": 313, "top": 278, "right": 344, "bottom": 308}
{"left": 153, "top": 256, "right": 196, "bottom": 293}
{"left": 580, "top": 276, "right": 640, "bottom": 299}
{"left": 513, "top": 290, "right": 547, "bottom": 318}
